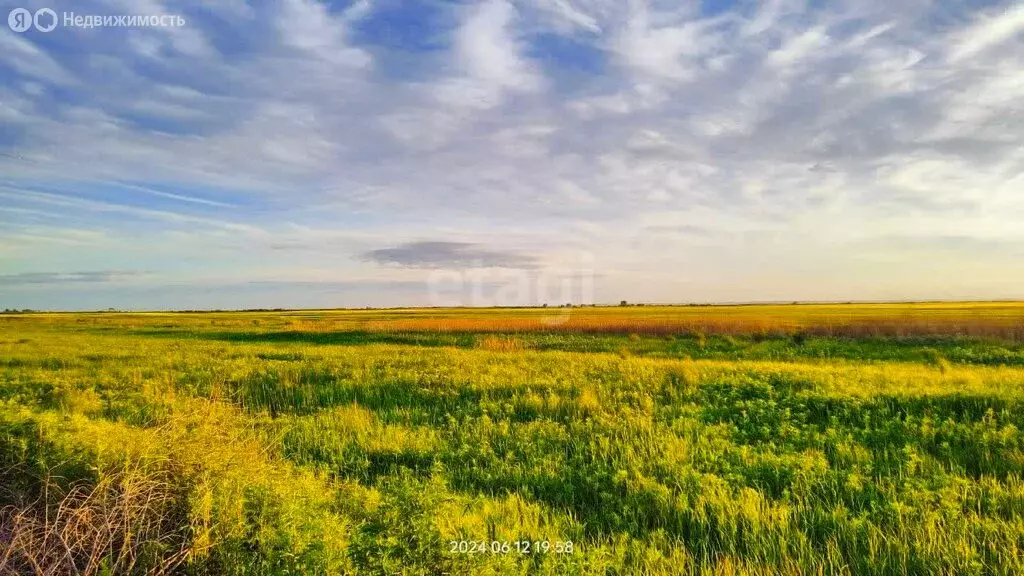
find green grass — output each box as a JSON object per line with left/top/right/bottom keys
{"left": 3, "top": 307, "right": 1024, "bottom": 574}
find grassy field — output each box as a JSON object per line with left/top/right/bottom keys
{"left": 3, "top": 303, "right": 1024, "bottom": 574}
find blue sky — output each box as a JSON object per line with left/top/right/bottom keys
{"left": 1, "top": 0, "right": 1023, "bottom": 310}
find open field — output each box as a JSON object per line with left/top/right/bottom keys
{"left": 3, "top": 303, "right": 1024, "bottom": 574}
{"left": 15, "top": 301, "right": 1024, "bottom": 339}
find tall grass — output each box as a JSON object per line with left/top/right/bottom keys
{"left": 3, "top": 308, "right": 1024, "bottom": 574}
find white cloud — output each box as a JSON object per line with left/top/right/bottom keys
{"left": 948, "top": 3, "right": 1024, "bottom": 62}
{"left": 530, "top": 0, "right": 602, "bottom": 33}
{"left": 766, "top": 27, "right": 829, "bottom": 69}
{"left": 0, "top": 33, "right": 76, "bottom": 85}
{"left": 439, "top": 0, "right": 543, "bottom": 106}
{"left": 277, "top": 0, "right": 368, "bottom": 64}
{"left": 614, "top": 1, "right": 724, "bottom": 81}
{"left": 742, "top": 0, "right": 793, "bottom": 37}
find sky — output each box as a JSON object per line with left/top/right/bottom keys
{"left": 1, "top": 0, "right": 1023, "bottom": 310}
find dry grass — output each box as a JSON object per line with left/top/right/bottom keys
{"left": 0, "top": 464, "right": 191, "bottom": 576}
{"left": 475, "top": 335, "right": 524, "bottom": 352}
{"left": 368, "top": 313, "right": 1024, "bottom": 341}
{"left": 10, "top": 302, "right": 1024, "bottom": 341}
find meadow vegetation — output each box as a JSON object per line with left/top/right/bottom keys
{"left": 2, "top": 303, "right": 1024, "bottom": 574}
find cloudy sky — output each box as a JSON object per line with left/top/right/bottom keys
{"left": 1, "top": 0, "right": 1022, "bottom": 310}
